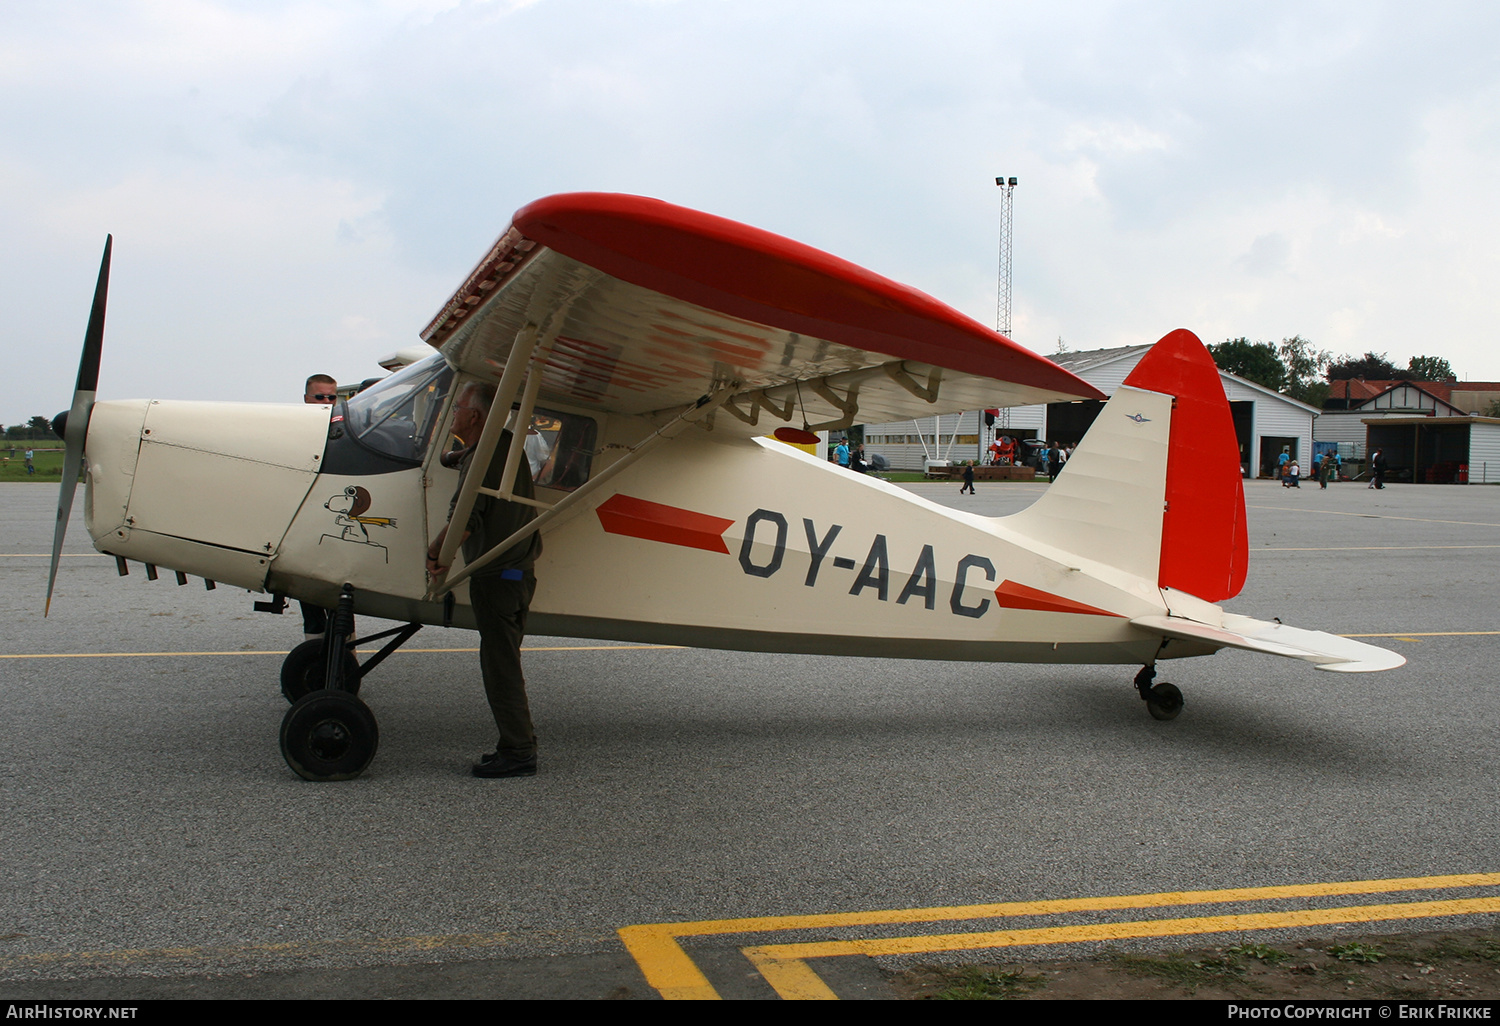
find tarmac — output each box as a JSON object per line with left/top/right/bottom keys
{"left": 2, "top": 478, "right": 1497, "bottom": 999}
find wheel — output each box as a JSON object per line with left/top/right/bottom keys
{"left": 280, "top": 689, "right": 379, "bottom": 781}
{"left": 280, "top": 639, "right": 360, "bottom": 703}
{"left": 1146, "top": 682, "right": 1184, "bottom": 721}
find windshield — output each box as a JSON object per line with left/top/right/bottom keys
{"left": 342, "top": 353, "right": 455, "bottom": 463}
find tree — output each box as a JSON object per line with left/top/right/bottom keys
{"left": 1407, "top": 355, "right": 1457, "bottom": 382}
{"left": 1325, "top": 351, "right": 1412, "bottom": 382}
{"left": 1208, "top": 338, "right": 1286, "bottom": 391}
{"left": 1278, "top": 335, "right": 1332, "bottom": 406}
{"left": 3, "top": 417, "right": 60, "bottom": 441}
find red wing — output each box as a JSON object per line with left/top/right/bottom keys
{"left": 422, "top": 193, "right": 1102, "bottom": 425}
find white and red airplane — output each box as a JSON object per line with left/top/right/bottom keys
{"left": 46, "top": 193, "right": 1403, "bottom": 780}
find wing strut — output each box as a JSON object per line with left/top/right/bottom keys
{"left": 720, "top": 359, "right": 942, "bottom": 432}
{"left": 426, "top": 385, "right": 737, "bottom": 601}
{"left": 434, "top": 317, "right": 555, "bottom": 576}
{"left": 810, "top": 377, "right": 860, "bottom": 431}
{"left": 882, "top": 362, "right": 942, "bottom": 403}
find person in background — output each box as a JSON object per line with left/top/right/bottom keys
{"left": 305, "top": 374, "right": 338, "bottom": 407}
{"left": 524, "top": 416, "right": 554, "bottom": 480}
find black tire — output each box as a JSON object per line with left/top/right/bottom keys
{"left": 280, "top": 689, "right": 379, "bottom": 781}
{"left": 280, "top": 639, "right": 361, "bottom": 703}
{"left": 1146, "top": 682, "right": 1184, "bottom": 721}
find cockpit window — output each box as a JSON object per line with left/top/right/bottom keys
{"left": 435, "top": 403, "right": 599, "bottom": 491}
{"left": 342, "top": 353, "right": 454, "bottom": 463}
{"left": 527, "top": 407, "right": 598, "bottom": 491}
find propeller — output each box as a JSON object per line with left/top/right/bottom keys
{"left": 45, "top": 235, "right": 111, "bottom": 617}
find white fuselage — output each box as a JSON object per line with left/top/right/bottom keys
{"left": 81, "top": 389, "right": 1205, "bottom": 665}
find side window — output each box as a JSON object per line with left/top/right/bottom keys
{"left": 527, "top": 407, "right": 598, "bottom": 492}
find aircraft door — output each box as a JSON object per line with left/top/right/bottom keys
{"left": 423, "top": 389, "right": 463, "bottom": 574}
{"left": 273, "top": 355, "right": 457, "bottom": 606}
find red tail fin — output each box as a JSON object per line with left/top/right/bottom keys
{"left": 1122, "top": 329, "right": 1247, "bottom": 602}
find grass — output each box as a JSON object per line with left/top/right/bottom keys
{"left": 0, "top": 446, "right": 66, "bottom": 482}
{"left": 1327, "top": 942, "right": 1385, "bottom": 964}
{"left": 1108, "top": 950, "right": 1247, "bottom": 994}
{"left": 930, "top": 966, "right": 1046, "bottom": 1000}
{"left": 1384, "top": 935, "right": 1500, "bottom": 965}
{"left": 1227, "top": 942, "right": 1292, "bottom": 965}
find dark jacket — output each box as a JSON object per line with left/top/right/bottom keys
{"left": 451, "top": 429, "right": 542, "bottom": 577}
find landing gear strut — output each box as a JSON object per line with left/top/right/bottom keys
{"left": 1134, "top": 664, "right": 1184, "bottom": 721}
{"left": 277, "top": 583, "right": 423, "bottom": 781}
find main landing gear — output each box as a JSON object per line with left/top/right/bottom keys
{"left": 1134, "top": 664, "right": 1184, "bottom": 721}
{"left": 277, "top": 584, "right": 423, "bottom": 781}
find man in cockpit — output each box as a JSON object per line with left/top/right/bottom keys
{"left": 426, "top": 382, "right": 542, "bottom": 779}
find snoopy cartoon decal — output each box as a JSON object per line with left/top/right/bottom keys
{"left": 321, "top": 485, "right": 398, "bottom": 562}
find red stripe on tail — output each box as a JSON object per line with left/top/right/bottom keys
{"left": 1122, "top": 329, "right": 1248, "bottom": 602}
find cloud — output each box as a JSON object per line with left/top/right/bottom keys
{"left": 1236, "top": 233, "right": 1292, "bottom": 277}
{"left": 7, "top": 0, "right": 1500, "bottom": 425}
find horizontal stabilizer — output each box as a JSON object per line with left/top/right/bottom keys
{"left": 1131, "top": 614, "right": 1406, "bottom": 673}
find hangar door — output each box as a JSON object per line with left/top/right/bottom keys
{"left": 1044, "top": 400, "right": 1106, "bottom": 445}
{"left": 1368, "top": 422, "right": 1469, "bottom": 484}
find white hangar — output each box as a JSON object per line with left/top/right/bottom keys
{"left": 860, "top": 344, "right": 1318, "bottom": 477}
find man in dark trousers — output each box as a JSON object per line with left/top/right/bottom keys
{"left": 427, "top": 382, "right": 542, "bottom": 779}
{"left": 960, "top": 462, "right": 976, "bottom": 494}
{"left": 1047, "top": 441, "right": 1063, "bottom": 482}
{"left": 1370, "top": 449, "right": 1388, "bottom": 490}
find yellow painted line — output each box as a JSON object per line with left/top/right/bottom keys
{"left": 741, "top": 897, "right": 1500, "bottom": 999}
{"left": 617, "top": 872, "right": 1500, "bottom": 1000}
{"left": 0, "top": 645, "right": 683, "bottom": 660}
{"left": 745, "top": 950, "right": 840, "bottom": 1000}
{"left": 1248, "top": 505, "right": 1500, "bottom": 528}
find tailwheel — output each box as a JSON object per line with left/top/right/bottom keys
{"left": 1134, "top": 664, "right": 1184, "bottom": 721}
{"left": 280, "top": 689, "right": 379, "bottom": 781}
{"left": 1145, "top": 682, "right": 1184, "bottom": 721}
{"left": 280, "top": 639, "right": 361, "bottom": 703}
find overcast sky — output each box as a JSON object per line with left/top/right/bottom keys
{"left": 5, "top": 0, "right": 1500, "bottom": 425}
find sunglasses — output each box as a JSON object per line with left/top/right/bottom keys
{"left": 310, "top": 393, "right": 338, "bottom": 401}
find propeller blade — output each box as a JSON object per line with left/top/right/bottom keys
{"left": 45, "top": 235, "right": 111, "bottom": 617}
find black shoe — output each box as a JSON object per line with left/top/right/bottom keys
{"left": 472, "top": 751, "right": 537, "bottom": 778}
